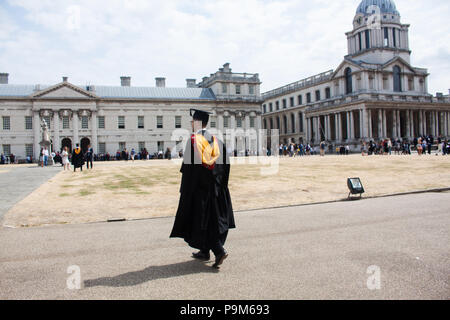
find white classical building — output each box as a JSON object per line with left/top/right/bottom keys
{"left": 262, "top": 0, "right": 450, "bottom": 148}
{"left": 0, "top": 63, "right": 262, "bottom": 162}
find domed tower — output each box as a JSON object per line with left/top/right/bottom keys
{"left": 345, "top": 0, "right": 411, "bottom": 64}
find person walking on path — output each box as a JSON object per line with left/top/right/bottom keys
{"left": 170, "top": 109, "right": 235, "bottom": 269}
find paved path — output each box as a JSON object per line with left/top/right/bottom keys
{"left": 0, "top": 165, "right": 61, "bottom": 218}
{"left": 0, "top": 192, "right": 449, "bottom": 300}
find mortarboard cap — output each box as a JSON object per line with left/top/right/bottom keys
{"left": 190, "top": 109, "right": 212, "bottom": 124}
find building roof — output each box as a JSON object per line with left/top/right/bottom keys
{"left": 356, "top": 0, "right": 400, "bottom": 16}
{"left": 0, "top": 84, "right": 216, "bottom": 100}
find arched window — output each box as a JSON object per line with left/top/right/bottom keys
{"left": 345, "top": 68, "right": 353, "bottom": 94}
{"left": 393, "top": 66, "right": 402, "bottom": 92}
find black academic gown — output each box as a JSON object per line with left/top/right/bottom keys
{"left": 170, "top": 130, "right": 235, "bottom": 251}
{"left": 71, "top": 148, "right": 85, "bottom": 168}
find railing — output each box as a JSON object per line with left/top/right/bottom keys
{"left": 261, "top": 70, "right": 334, "bottom": 100}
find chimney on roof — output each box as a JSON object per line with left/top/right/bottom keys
{"left": 186, "top": 79, "right": 196, "bottom": 88}
{"left": 223, "top": 63, "right": 231, "bottom": 72}
{"left": 0, "top": 73, "right": 9, "bottom": 84}
{"left": 120, "top": 76, "right": 131, "bottom": 87}
{"left": 62, "top": 76, "right": 68, "bottom": 82}
{"left": 156, "top": 77, "right": 166, "bottom": 88}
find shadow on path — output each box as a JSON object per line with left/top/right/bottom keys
{"left": 84, "top": 260, "right": 218, "bottom": 288}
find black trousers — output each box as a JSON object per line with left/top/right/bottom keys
{"left": 202, "top": 231, "right": 228, "bottom": 256}
{"left": 86, "top": 159, "right": 93, "bottom": 169}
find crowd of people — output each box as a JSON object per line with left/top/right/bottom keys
{"left": 272, "top": 135, "right": 449, "bottom": 158}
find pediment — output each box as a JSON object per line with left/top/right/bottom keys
{"left": 332, "top": 59, "right": 364, "bottom": 78}
{"left": 381, "top": 57, "right": 417, "bottom": 73}
{"left": 31, "top": 82, "right": 97, "bottom": 99}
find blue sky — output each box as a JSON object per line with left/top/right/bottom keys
{"left": 0, "top": 0, "right": 449, "bottom": 94}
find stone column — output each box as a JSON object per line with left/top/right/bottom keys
{"left": 410, "top": 110, "right": 415, "bottom": 138}
{"left": 396, "top": 110, "right": 401, "bottom": 138}
{"left": 91, "top": 112, "right": 98, "bottom": 154}
{"left": 392, "top": 110, "right": 397, "bottom": 139}
{"left": 73, "top": 113, "right": 79, "bottom": 146}
{"left": 335, "top": 114, "right": 340, "bottom": 142}
{"left": 53, "top": 112, "right": 60, "bottom": 152}
{"left": 419, "top": 110, "right": 423, "bottom": 136}
{"left": 368, "top": 109, "right": 372, "bottom": 139}
{"left": 218, "top": 114, "right": 224, "bottom": 137}
{"left": 33, "top": 111, "right": 41, "bottom": 161}
{"left": 306, "top": 117, "right": 311, "bottom": 143}
{"left": 230, "top": 114, "right": 236, "bottom": 130}
{"left": 382, "top": 109, "right": 387, "bottom": 138}
{"left": 430, "top": 112, "right": 435, "bottom": 136}
{"left": 361, "top": 109, "right": 368, "bottom": 139}
{"left": 346, "top": 112, "right": 351, "bottom": 141}
{"left": 256, "top": 115, "right": 262, "bottom": 155}
{"left": 423, "top": 111, "right": 428, "bottom": 136}
{"left": 245, "top": 113, "right": 250, "bottom": 150}
{"left": 435, "top": 111, "right": 440, "bottom": 136}
{"left": 349, "top": 111, "right": 355, "bottom": 140}
{"left": 378, "top": 109, "right": 383, "bottom": 138}
{"left": 326, "top": 115, "right": 331, "bottom": 141}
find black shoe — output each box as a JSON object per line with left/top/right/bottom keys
{"left": 192, "top": 251, "right": 210, "bottom": 261}
{"left": 212, "top": 251, "right": 228, "bottom": 269}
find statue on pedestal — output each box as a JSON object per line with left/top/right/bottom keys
{"left": 38, "top": 119, "right": 54, "bottom": 166}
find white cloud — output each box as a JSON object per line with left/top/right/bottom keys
{"left": 0, "top": 0, "right": 449, "bottom": 94}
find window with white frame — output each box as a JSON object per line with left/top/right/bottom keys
{"left": 98, "top": 116, "right": 105, "bottom": 129}
{"left": 25, "top": 144, "right": 33, "bottom": 158}
{"left": 250, "top": 117, "right": 255, "bottom": 128}
{"left": 2, "top": 116, "right": 10, "bottom": 130}
{"left": 235, "top": 85, "right": 241, "bottom": 95}
{"left": 81, "top": 116, "right": 89, "bottom": 129}
{"left": 118, "top": 116, "right": 125, "bottom": 129}
{"left": 223, "top": 116, "right": 229, "bottom": 128}
{"left": 157, "top": 116, "right": 163, "bottom": 129}
{"left": 63, "top": 116, "right": 70, "bottom": 129}
{"left": 175, "top": 116, "right": 182, "bottom": 128}
{"left": 138, "top": 116, "right": 145, "bottom": 129}
{"left": 2, "top": 144, "right": 11, "bottom": 156}
{"left": 138, "top": 141, "right": 146, "bottom": 151}
{"left": 98, "top": 142, "right": 106, "bottom": 154}
{"left": 25, "top": 116, "right": 33, "bottom": 130}
{"left": 249, "top": 85, "right": 255, "bottom": 95}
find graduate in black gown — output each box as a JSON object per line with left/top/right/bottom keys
{"left": 71, "top": 143, "right": 85, "bottom": 172}
{"left": 170, "top": 109, "right": 235, "bottom": 269}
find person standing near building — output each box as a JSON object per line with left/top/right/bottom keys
{"left": 61, "top": 146, "right": 70, "bottom": 171}
{"left": 130, "top": 148, "right": 136, "bottom": 162}
{"left": 71, "top": 143, "right": 84, "bottom": 172}
{"left": 170, "top": 109, "right": 235, "bottom": 269}
{"left": 42, "top": 147, "right": 49, "bottom": 167}
{"left": 86, "top": 145, "right": 94, "bottom": 169}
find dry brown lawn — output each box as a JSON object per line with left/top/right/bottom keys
{"left": 2, "top": 155, "right": 450, "bottom": 227}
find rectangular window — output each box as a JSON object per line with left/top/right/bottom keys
{"left": 249, "top": 85, "right": 255, "bottom": 95}
{"left": 365, "top": 30, "right": 370, "bottom": 49}
{"left": 210, "top": 117, "right": 216, "bottom": 128}
{"left": 81, "top": 116, "right": 89, "bottom": 129}
{"left": 98, "top": 116, "right": 105, "bottom": 129}
{"left": 25, "top": 144, "right": 33, "bottom": 158}
{"left": 384, "top": 27, "right": 389, "bottom": 46}
{"left": 276, "top": 101, "right": 280, "bottom": 110}
{"left": 290, "top": 97, "right": 294, "bottom": 107}
{"left": 358, "top": 32, "right": 362, "bottom": 51}
{"left": 235, "top": 85, "right": 241, "bottom": 95}
{"left": 138, "top": 141, "right": 146, "bottom": 151}
{"left": 306, "top": 93, "right": 311, "bottom": 103}
{"left": 269, "top": 103, "right": 273, "bottom": 112}
{"left": 299, "top": 113, "right": 304, "bottom": 132}
{"left": 222, "top": 83, "right": 227, "bottom": 93}
{"left": 2, "top": 144, "right": 11, "bottom": 156}
{"left": 250, "top": 117, "right": 255, "bottom": 128}
{"left": 118, "top": 116, "right": 125, "bottom": 129}
{"left": 263, "top": 104, "right": 267, "bottom": 113}
{"left": 98, "top": 142, "right": 106, "bottom": 154}
{"left": 236, "top": 117, "right": 242, "bottom": 128}
{"left": 175, "top": 116, "right": 182, "bottom": 128}
{"left": 298, "top": 95, "right": 303, "bottom": 105}
{"left": 223, "top": 116, "right": 229, "bottom": 128}
{"left": 43, "top": 116, "right": 51, "bottom": 129}
{"left": 157, "top": 116, "right": 163, "bottom": 129}
{"left": 157, "top": 141, "right": 164, "bottom": 152}
{"left": 315, "top": 90, "right": 321, "bottom": 101}
{"left": 282, "top": 99, "right": 287, "bottom": 109}
{"left": 325, "top": 87, "right": 331, "bottom": 99}
{"left": 392, "top": 28, "right": 397, "bottom": 47}
{"left": 25, "top": 116, "right": 33, "bottom": 130}
{"left": 119, "top": 142, "right": 126, "bottom": 151}
{"left": 63, "top": 116, "right": 70, "bottom": 129}
{"left": 138, "top": 116, "right": 144, "bottom": 129}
